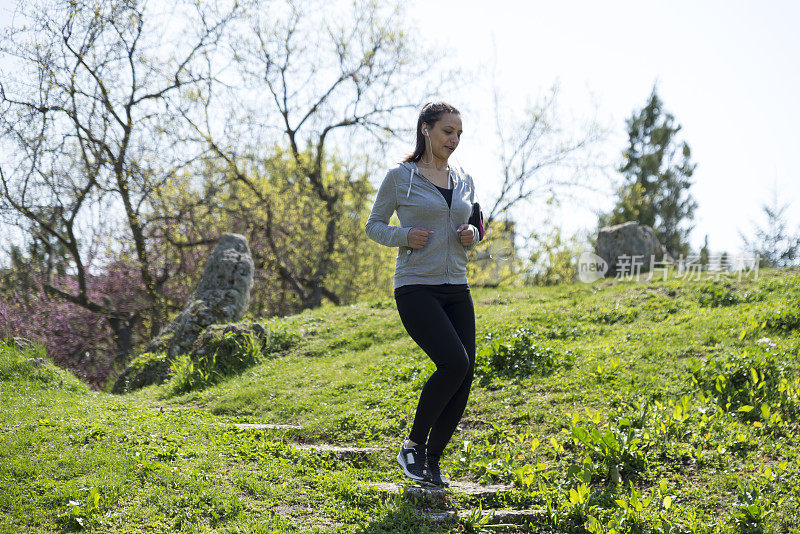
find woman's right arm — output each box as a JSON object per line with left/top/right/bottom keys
{"left": 364, "top": 169, "right": 413, "bottom": 247}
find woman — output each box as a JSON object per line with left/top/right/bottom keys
{"left": 364, "top": 101, "right": 482, "bottom": 487}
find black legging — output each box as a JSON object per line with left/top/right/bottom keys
{"left": 393, "top": 283, "right": 476, "bottom": 457}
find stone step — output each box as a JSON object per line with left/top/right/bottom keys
{"left": 218, "top": 423, "right": 381, "bottom": 459}
{"left": 364, "top": 481, "right": 514, "bottom": 506}
{"left": 229, "top": 423, "right": 303, "bottom": 430}
{"left": 295, "top": 443, "right": 382, "bottom": 454}
{"left": 423, "top": 508, "right": 547, "bottom": 526}
{"left": 156, "top": 404, "right": 205, "bottom": 412}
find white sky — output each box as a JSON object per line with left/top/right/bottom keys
{"left": 405, "top": 0, "right": 800, "bottom": 255}
{"left": 1, "top": 0, "right": 798, "bottom": 258}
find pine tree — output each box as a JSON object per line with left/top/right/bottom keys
{"left": 738, "top": 181, "right": 800, "bottom": 268}
{"left": 599, "top": 84, "right": 698, "bottom": 258}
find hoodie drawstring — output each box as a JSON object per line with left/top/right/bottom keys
{"left": 405, "top": 162, "right": 460, "bottom": 198}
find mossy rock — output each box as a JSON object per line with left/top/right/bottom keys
{"left": 180, "top": 322, "right": 297, "bottom": 373}
{"left": 110, "top": 351, "right": 170, "bottom": 394}
{"left": 111, "top": 322, "right": 298, "bottom": 394}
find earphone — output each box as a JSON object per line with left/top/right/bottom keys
{"left": 421, "top": 127, "right": 432, "bottom": 163}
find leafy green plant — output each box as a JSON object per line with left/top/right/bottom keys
{"left": 471, "top": 447, "right": 515, "bottom": 484}
{"left": 732, "top": 479, "right": 772, "bottom": 534}
{"left": 461, "top": 503, "right": 515, "bottom": 533}
{"left": 689, "top": 347, "right": 800, "bottom": 422}
{"left": 566, "top": 455, "right": 597, "bottom": 486}
{"left": 214, "top": 330, "right": 262, "bottom": 374}
{"left": 562, "top": 483, "right": 604, "bottom": 527}
{"left": 590, "top": 357, "right": 623, "bottom": 382}
{"left": 589, "top": 304, "right": 639, "bottom": 324}
{"left": 475, "top": 328, "right": 574, "bottom": 384}
{"left": 448, "top": 426, "right": 554, "bottom": 487}
{"left": 762, "top": 299, "right": 800, "bottom": 332}
{"left": 57, "top": 487, "right": 102, "bottom": 530}
{"left": 697, "top": 281, "right": 741, "bottom": 307}
{"left": 513, "top": 460, "right": 551, "bottom": 490}
{"left": 614, "top": 485, "right": 653, "bottom": 530}
{"left": 262, "top": 324, "right": 300, "bottom": 354}
{"left": 570, "top": 415, "right": 649, "bottom": 485}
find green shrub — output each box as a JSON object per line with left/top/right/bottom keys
{"left": 262, "top": 325, "right": 299, "bottom": 355}
{"left": 214, "top": 330, "right": 262, "bottom": 375}
{"left": 169, "top": 330, "right": 263, "bottom": 395}
{"left": 589, "top": 304, "right": 639, "bottom": 324}
{"left": 697, "top": 281, "right": 741, "bottom": 307}
{"left": 689, "top": 346, "right": 800, "bottom": 422}
{"left": 475, "top": 328, "right": 575, "bottom": 384}
{"left": 762, "top": 299, "right": 800, "bottom": 332}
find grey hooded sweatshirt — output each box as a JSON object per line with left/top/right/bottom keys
{"left": 364, "top": 161, "right": 481, "bottom": 289}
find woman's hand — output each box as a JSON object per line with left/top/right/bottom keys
{"left": 457, "top": 224, "right": 475, "bottom": 246}
{"left": 408, "top": 227, "right": 434, "bottom": 249}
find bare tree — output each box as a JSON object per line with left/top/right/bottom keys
{"left": 470, "top": 80, "right": 610, "bottom": 286}
{"left": 0, "top": 0, "right": 239, "bottom": 364}
{"left": 488, "top": 81, "right": 609, "bottom": 230}
{"left": 178, "top": 0, "right": 459, "bottom": 310}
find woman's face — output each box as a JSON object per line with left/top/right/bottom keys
{"left": 422, "top": 113, "right": 462, "bottom": 162}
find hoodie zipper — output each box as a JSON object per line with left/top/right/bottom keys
{"left": 446, "top": 170, "right": 451, "bottom": 282}
{"left": 406, "top": 162, "right": 455, "bottom": 283}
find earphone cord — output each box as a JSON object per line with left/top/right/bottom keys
{"left": 423, "top": 130, "right": 433, "bottom": 165}
{"left": 422, "top": 129, "right": 451, "bottom": 176}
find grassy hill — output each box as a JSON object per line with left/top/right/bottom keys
{"left": 2, "top": 268, "right": 799, "bottom": 533}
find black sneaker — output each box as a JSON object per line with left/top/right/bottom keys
{"left": 397, "top": 442, "right": 428, "bottom": 483}
{"left": 426, "top": 453, "right": 450, "bottom": 487}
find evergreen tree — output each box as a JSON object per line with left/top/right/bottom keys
{"left": 738, "top": 181, "right": 800, "bottom": 268}
{"left": 599, "top": 84, "right": 698, "bottom": 258}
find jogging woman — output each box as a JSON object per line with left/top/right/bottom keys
{"left": 364, "top": 101, "right": 482, "bottom": 487}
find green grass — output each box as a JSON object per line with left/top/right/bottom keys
{"left": 2, "top": 268, "right": 800, "bottom": 533}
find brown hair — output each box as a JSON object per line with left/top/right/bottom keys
{"left": 402, "top": 101, "right": 461, "bottom": 163}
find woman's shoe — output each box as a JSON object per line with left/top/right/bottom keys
{"left": 426, "top": 453, "right": 450, "bottom": 487}
{"left": 397, "top": 441, "right": 428, "bottom": 483}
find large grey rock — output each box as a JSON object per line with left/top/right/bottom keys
{"left": 112, "top": 233, "right": 254, "bottom": 393}
{"left": 150, "top": 233, "right": 255, "bottom": 357}
{"left": 596, "top": 221, "right": 671, "bottom": 277}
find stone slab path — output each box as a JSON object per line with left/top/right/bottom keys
{"left": 220, "top": 422, "right": 381, "bottom": 456}
{"left": 366, "top": 480, "right": 513, "bottom": 496}
{"left": 422, "top": 508, "right": 546, "bottom": 525}
{"left": 174, "top": 419, "right": 549, "bottom": 529}
{"left": 294, "top": 443, "right": 382, "bottom": 454}
{"left": 364, "top": 480, "right": 515, "bottom": 507}
{"left": 230, "top": 423, "right": 302, "bottom": 430}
